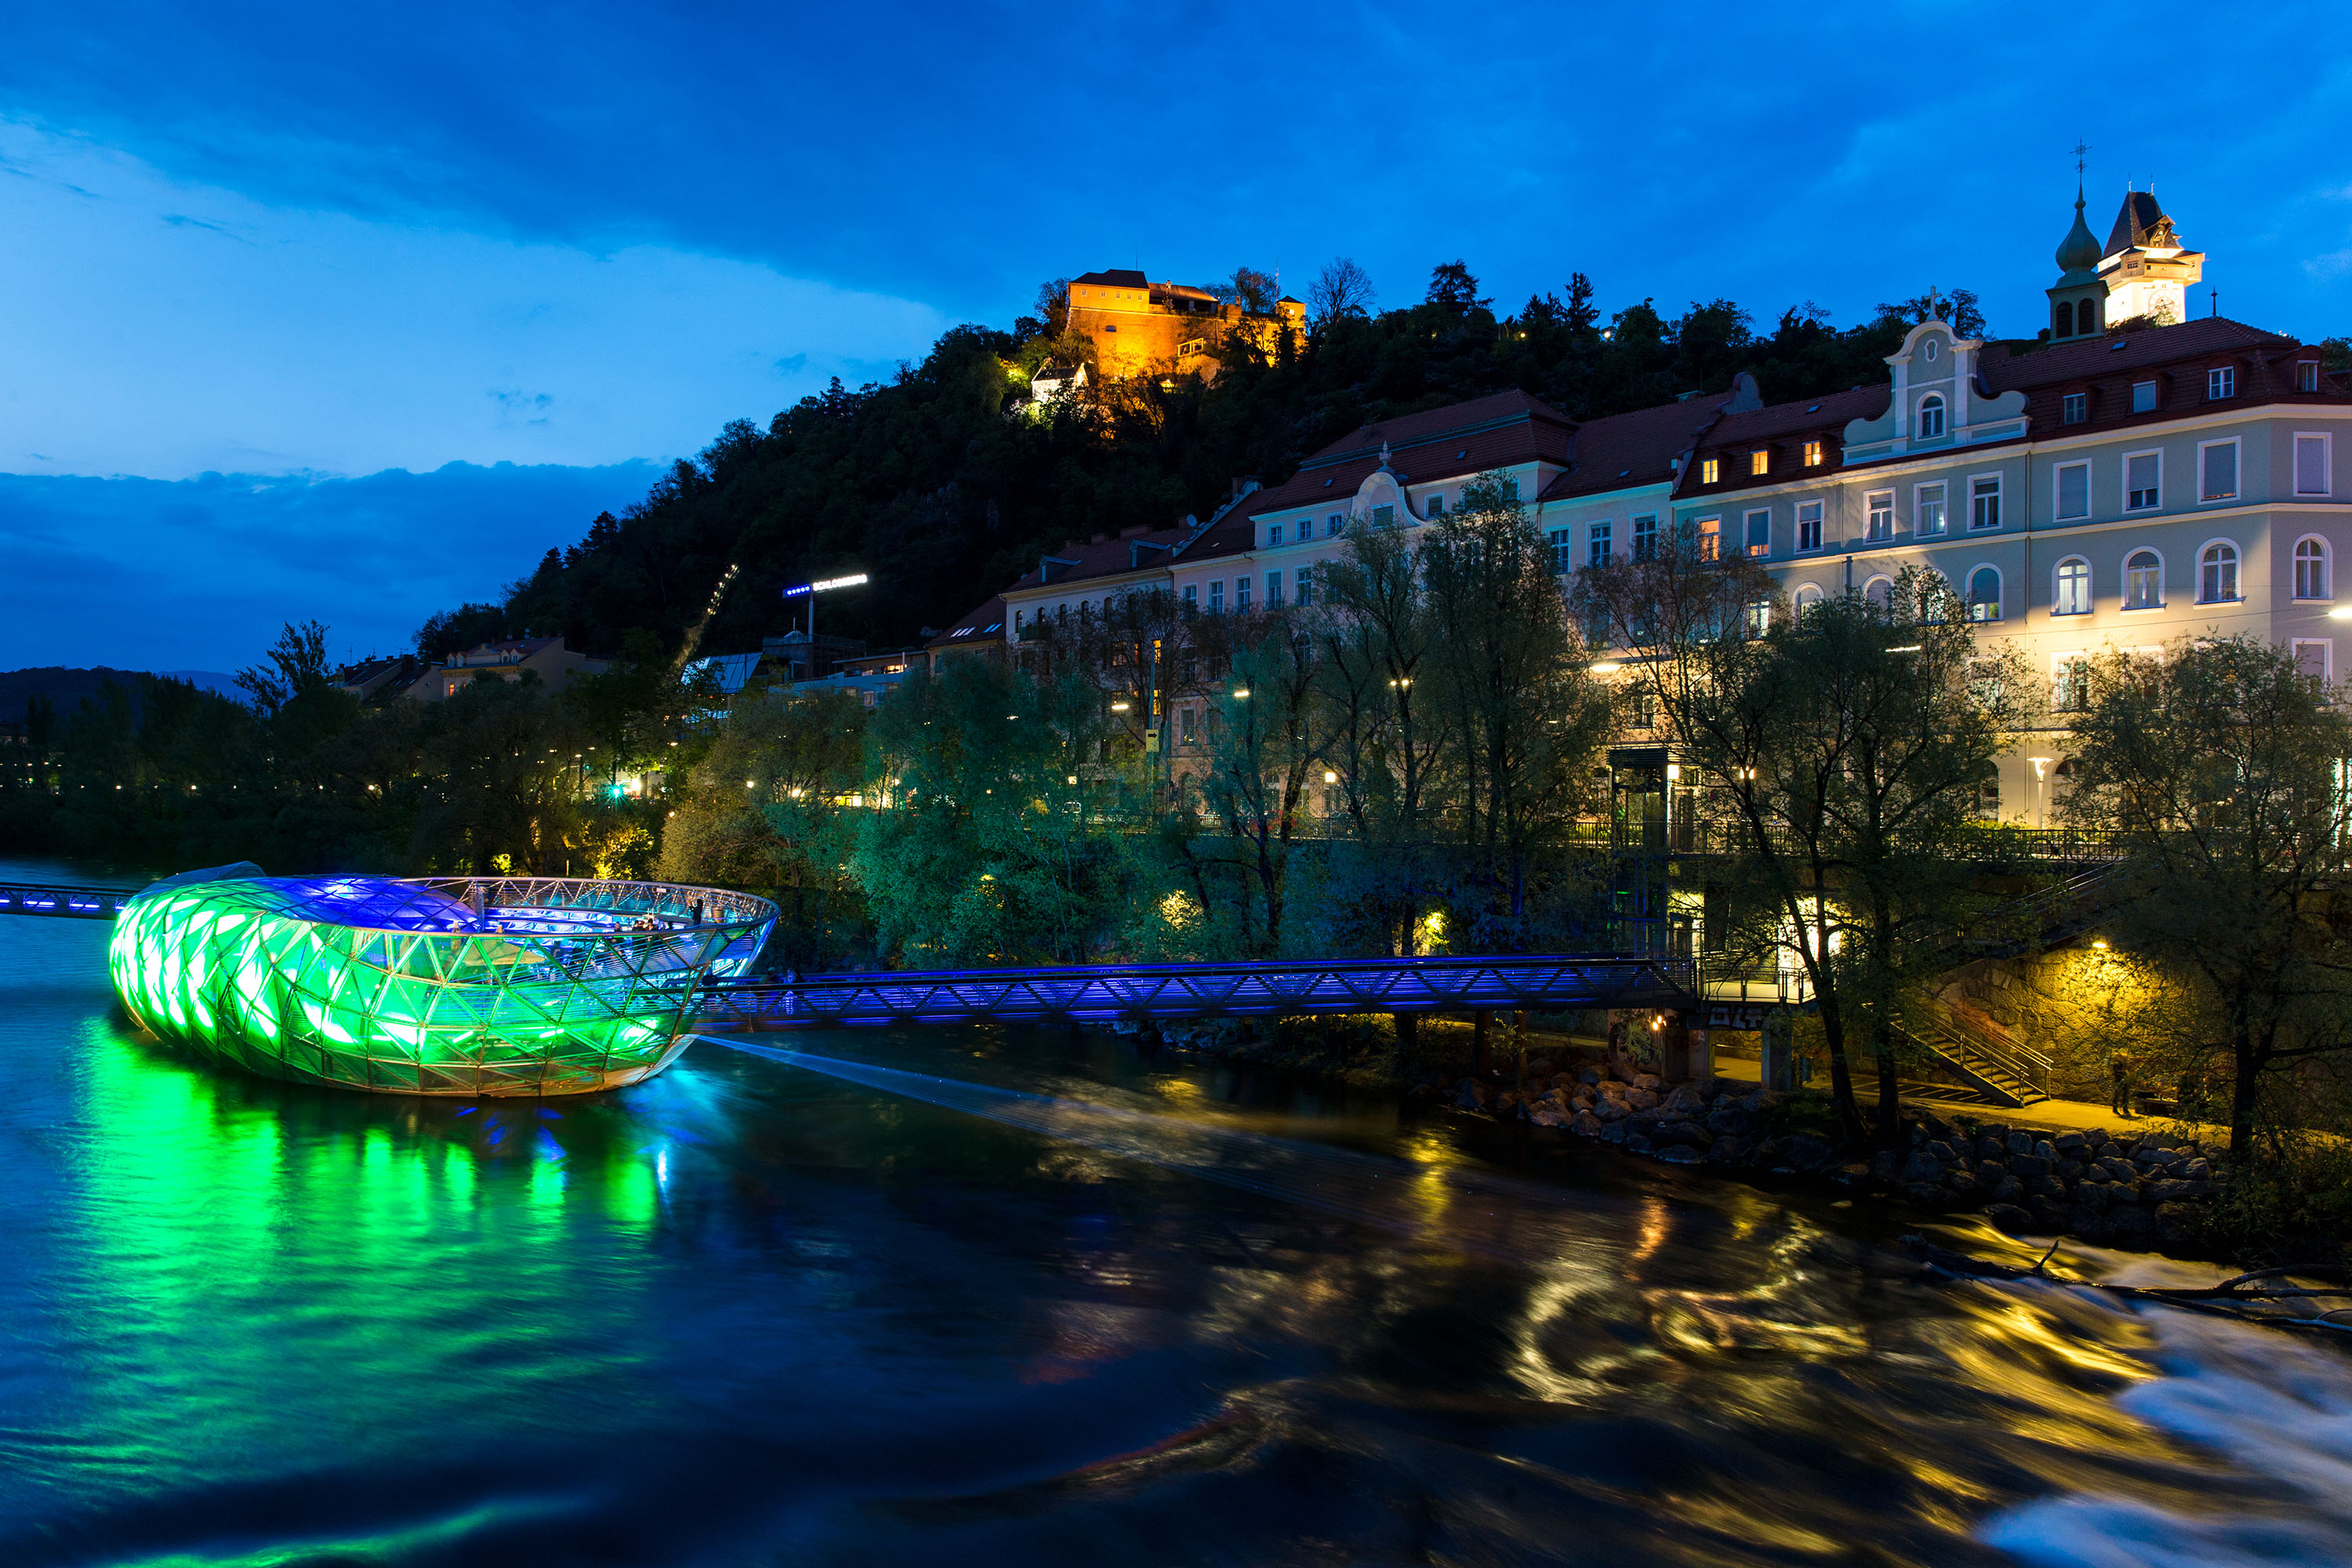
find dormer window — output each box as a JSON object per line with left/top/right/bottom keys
{"left": 2207, "top": 366, "right": 2236, "bottom": 401}
{"left": 1700, "top": 457, "right": 1720, "bottom": 485}
{"left": 1749, "top": 449, "right": 1769, "bottom": 476}
{"left": 2132, "top": 379, "right": 2158, "bottom": 413}
{"left": 1917, "top": 394, "right": 1947, "bottom": 439}
{"left": 1266, "top": 523, "right": 1283, "bottom": 546}
{"left": 1802, "top": 439, "right": 1823, "bottom": 466}
{"left": 2062, "top": 392, "right": 2087, "bottom": 424}
{"left": 1427, "top": 493, "right": 1445, "bottom": 517}
{"left": 2299, "top": 361, "right": 2321, "bottom": 393}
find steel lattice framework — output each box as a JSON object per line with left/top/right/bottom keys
{"left": 691, "top": 953, "right": 1697, "bottom": 1031}
{"left": 108, "top": 873, "right": 775, "bottom": 1095}
{"left": 0, "top": 881, "right": 136, "bottom": 919}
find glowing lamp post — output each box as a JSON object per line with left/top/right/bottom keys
{"left": 781, "top": 573, "right": 869, "bottom": 678}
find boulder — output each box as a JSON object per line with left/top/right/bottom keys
{"left": 1598, "top": 1080, "right": 1632, "bottom": 1099}
{"left": 1928, "top": 1140, "right": 1962, "bottom": 1165}
{"left": 1551, "top": 1072, "right": 1581, "bottom": 1093}
{"left": 1628, "top": 1090, "right": 1661, "bottom": 1112}
{"left": 1571, "top": 1095, "right": 1595, "bottom": 1114}
{"left": 1653, "top": 1145, "right": 1704, "bottom": 1164}
{"left": 1900, "top": 1150, "right": 1945, "bottom": 1184}
{"left": 2034, "top": 1139, "right": 2059, "bottom": 1162}
{"left": 1785, "top": 1132, "right": 1835, "bottom": 1171}
{"left": 1975, "top": 1160, "right": 2007, "bottom": 1184}
{"left": 1599, "top": 1122, "right": 1628, "bottom": 1144}
{"left": 1708, "top": 1134, "right": 1753, "bottom": 1164}
{"left": 1493, "top": 1091, "right": 1519, "bottom": 1116}
{"left": 1632, "top": 1073, "right": 1664, "bottom": 1091}
{"left": 2150, "top": 1178, "right": 2206, "bottom": 1203}
{"left": 2154, "top": 1201, "right": 2203, "bottom": 1241}
{"left": 1623, "top": 1132, "right": 1655, "bottom": 1155}
{"left": 1570, "top": 1111, "right": 1604, "bottom": 1138}
{"left": 1984, "top": 1203, "right": 2035, "bottom": 1234}
{"left": 1592, "top": 1098, "right": 1629, "bottom": 1123}
{"left": 1578, "top": 1067, "right": 1602, "bottom": 1087}
{"left": 2006, "top": 1131, "right": 2034, "bottom": 1156}
{"left": 1526, "top": 1056, "right": 1558, "bottom": 1081}
{"left": 1457, "top": 1079, "right": 1490, "bottom": 1111}
{"left": 1992, "top": 1175, "right": 2024, "bottom": 1204}
{"left": 2180, "top": 1157, "right": 2212, "bottom": 1183}
{"left": 1529, "top": 1104, "right": 1570, "bottom": 1129}
{"left": 1657, "top": 1120, "right": 1711, "bottom": 1151}
{"left": 2027, "top": 1174, "right": 2067, "bottom": 1198}
{"left": 2053, "top": 1132, "right": 2089, "bottom": 1155}
{"left": 2010, "top": 1154, "right": 2050, "bottom": 1179}
{"left": 1664, "top": 1084, "right": 1708, "bottom": 1114}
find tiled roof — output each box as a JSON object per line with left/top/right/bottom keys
{"left": 925, "top": 596, "right": 1007, "bottom": 650}
{"left": 1705, "top": 384, "right": 1889, "bottom": 445}
{"left": 1538, "top": 393, "right": 1738, "bottom": 502}
{"left": 1000, "top": 523, "right": 1194, "bottom": 595}
{"left": 1978, "top": 318, "right": 2296, "bottom": 393}
{"left": 1071, "top": 269, "right": 1148, "bottom": 289}
{"left": 1242, "top": 390, "right": 1575, "bottom": 517}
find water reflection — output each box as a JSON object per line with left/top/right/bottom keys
{"left": 0, "top": 880, "right": 2345, "bottom": 1566}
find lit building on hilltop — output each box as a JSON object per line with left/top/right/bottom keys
{"left": 2048, "top": 185, "right": 2205, "bottom": 340}
{"left": 1065, "top": 269, "right": 1305, "bottom": 383}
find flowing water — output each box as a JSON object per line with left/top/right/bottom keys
{"left": 2, "top": 861, "right": 2348, "bottom": 1566}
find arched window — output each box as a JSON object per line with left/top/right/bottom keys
{"left": 2053, "top": 556, "right": 2092, "bottom": 615}
{"left": 1862, "top": 575, "right": 1894, "bottom": 611}
{"left": 2125, "top": 550, "right": 2162, "bottom": 610}
{"left": 2199, "top": 542, "right": 2239, "bottom": 604}
{"left": 1967, "top": 565, "right": 2002, "bottom": 622}
{"left": 2081, "top": 298, "right": 2098, "bottom": 334}
{"left": 2056, "top": 300, "right": 2074, "bottom": 337}
{"left": 1793, "top": 583, "right": 1826, "bottom": 622}
{"left": 2296, "top": 536, "right": 2331, "bottom": 601}
{"left": 1918, "top": 394, "right": 1947, "bottom": 440}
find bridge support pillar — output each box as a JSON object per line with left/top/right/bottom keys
{"left": 1660, "top": 1018, "right": 1695, "bottom": 1083}
{"left": 1761, "top": 1011, "right": 1795, "bottom": 1092}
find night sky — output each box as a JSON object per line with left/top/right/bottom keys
{"left": 4, "top": 1, "right": 2349, "bottom": 671}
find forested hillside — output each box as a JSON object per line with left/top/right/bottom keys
{"left": 419, "top": 264, "right": 1984, "bottom": 662}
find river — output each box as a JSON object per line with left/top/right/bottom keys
{"left": 2, "top": 862, "right": 2347, "bottom": 1566}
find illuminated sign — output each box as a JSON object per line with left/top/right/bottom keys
{"left": 782, "top": 574, "right": 869, "bottom": 597}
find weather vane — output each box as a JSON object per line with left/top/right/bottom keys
{"left": 2072, "top": 140, "right": 2091, "bottom": 180}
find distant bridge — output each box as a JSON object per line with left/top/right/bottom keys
{"left": 691, "top": 953, "right": 1699, "bottom": 1030}
{"left": 0, "top": 881, "right": 139, "bottom": 920}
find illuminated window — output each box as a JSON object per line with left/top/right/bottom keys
{"left": 2199, "top": 439, "right": 2239, "bottom": 502}
{"left": 1747, "top": 508, "right": 1773, "bottom": 557}
{"left": 1966, "top": 566, "right": 2002, "bottom": 622}
{"left": 1802, "top": 439, "right": 1823, "bottom": 466}
{"left": 1749, "top": 449, "right": 1769, "bottom": 476}
{"left": 1695, "top": 516, "right": 1720, "bottom": 561}
{"left": 1915, "top": 482, "right": 1946, "bottom": 536}
{"left": 2198, "top": 542, "right": 2238, "bottom": 603}
{"left": 1699, "top": 457, "right": 1719, "bottom": 485}
{"left": 2125, "top": 550, "right": 2161, "bottom": 609}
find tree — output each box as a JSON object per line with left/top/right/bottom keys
{"left": 414, "top": 604, "right": 510, "bottom": 662}
{"left": 1306, "top": 257, "right": 1374, "bottom": 326}
{"left": 1873, "top": 287, "right": 1987, "bottom": 341}
{"left": 1425, "top": 261, "right": 1489, "bottom": 318}
{"left": 1213, "top": 267, "right": 1278, "bottom": 314}
{"left": 1196, "top": 624, "right": 1319, "bottom": 956}
{"left": 2060, "top": 635, "right": 2352, "bottom": 1157}
{"left": 237, "top": 619, "right": 336, "bottom": 717}
{"left": 1576, "top": 557, "right": 2012, "bottom": 1145}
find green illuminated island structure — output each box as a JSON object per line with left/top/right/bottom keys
{"left": 108, "top": 866, "right": 776, "bottom": 1095}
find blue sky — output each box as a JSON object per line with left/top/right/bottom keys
{"left": 4, "top": 1, "right": 2350, "bottom": 671}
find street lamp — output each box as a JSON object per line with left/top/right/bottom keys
{"left": 781, "top": 573, "right": 870, "bottom": 677}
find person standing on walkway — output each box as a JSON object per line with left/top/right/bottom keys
{"left": 2109, "top": 1048, "right": 2136, "bottom": 1117}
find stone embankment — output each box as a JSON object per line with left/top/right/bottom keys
{"left": 1453, "top": 1062, "right": 2227, "bottom": 1247}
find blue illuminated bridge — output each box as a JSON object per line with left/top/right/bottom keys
{"left": 5, "top": 879, "right": 1700, "bottom": 1028}
{"left": 691, "top": 953, "right": 1699, "bottom": 1031}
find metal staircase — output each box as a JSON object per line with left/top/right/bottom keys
{"left": 1897, "top": 996, "right": 2051, "bottom": 1107}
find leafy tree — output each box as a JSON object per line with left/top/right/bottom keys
{"left": 1425, "top": 261, "right": 1490, "bottom": 318}
{"left": 414, "top": 603, "right": 510, "bottom": 661}
{"left": 237, "top": 619, "right": 336, "bottom": 717}
{"left": 2061, "top": 635, "right": 2352, "bottom": 1157}
{"left": 1196, "top": 624, "right": 1319, "bottom": 956}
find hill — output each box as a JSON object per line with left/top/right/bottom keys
{"left": 416, "top": 267, "right": 1979, "bottom": 662}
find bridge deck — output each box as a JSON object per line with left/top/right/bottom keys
{"left": 691, "top": 953, "right": 1699, "bottom": 1030}
{"left": 0, "top": 882, "right": 139, "bottom": 920}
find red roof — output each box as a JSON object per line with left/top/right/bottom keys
{"left": 1978, "top": 317, "right": 2299, "bottom": 394}
{"left": 925, "top": 595, "right": 1006, "bottom": 650}
{"left": 1538, "top": 392, "right": 1742, "bottom": 502}
{"left": 1000, "top": 522, "right": 1195, "bottom": 596}
{"left": 1241, "top": 390, "right": 1576, "bottom": 519}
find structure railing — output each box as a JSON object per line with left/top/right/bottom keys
{"left": 692, "top": 953, "right": 1699, "bottom": 1031}
{"left": 0, "top": 880, "right": 140, "bottom": 920}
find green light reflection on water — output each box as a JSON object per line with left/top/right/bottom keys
{"left": 54, "top": 1008, "right": 673, "bottom": 1510}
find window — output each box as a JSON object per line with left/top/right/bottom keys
{"left": 1918, "top": 394, "right": 1947, "bottom": 439}
{"left": 1745, "top": 599, "right": 1771, "bottom": 637}
{"left": 1296, "top": 566, "right": 1315, "bottom": 608}
{"left": 1749, "top": 449, "right": 1769, "bottom": 477}
{"left": 1370, "top": 505, "right": 1394, "bottom": 527}
{"left": 1328, "top": 513, "right": 1347, "bottom": 535}
{"left": 1179, "top": 706, "right": 1196, "bottom": 746}
{"left": 1207, "top": 580, "right": 1224, "bottom": 614}
{"left": 2055, "top": 460, "right": 2090, "bottom": 521}
{"left": 1588, "top": 520, "right": 1612, "bottom": 568}
{"left": 1235, "top": 575, "right": 1251, "bottom": 611}
{"left": 2295, "top": 640, "right": 2332, "bottom": 685}
{"left": 1426, "top": 494, "right": 1445, "bottom": 517}
{"left": 2056, "top": 300, "right": 2074, "bottom": 337}
{"left": 1864, "top": 490, "right": 1893, "bottom": 540}
{"left": 2199, "top": 439, "right": 2239, "bottom": 502}
{"left": 1966, "top": 566, "right": 2002, "bottom": 622}
{"left": 1864, "top": 575, "right": 1894, "bottom": 610}
{"left": 1633, "top": 514, "right": 1658, "bottom": 562}
{"left": 2125, "top": 550, "right": 2162, "bottom": 609}
{"left": 2207, "top": 366, "right": 2236, "bottom": 401}
{"left": 2062, "top": 391, "right": 2088, "bottom": 424}
{"left": 1794, "top": 500, "right": 1822, "bottom": 552}
{"left": 2131, "top": 379, "right": 2158, "bottom": 414}
{"left": 1748, "top": 508, "right": 1775, "bottom": 557}
{"left": 2079, "top": 298, "right": 2099, "bottom": 334}
{"left": 1182, "top": 583, "right": 1197, "bottom": 611}
{"left": 1915, "top": 482, "right": 1947, "bottom": 536}
{"left": 1695, "top": 516, "right": 1720, "bottom": 561}
{"left": 2296, "top": 434, "right": 2332, "bottom": 496}
{"left": 1803, "top": 439, "right": 1824, "bottom": 466}
{"left": 2052, "top": 654, "right": 2089, "bottom": 713}
{"left": 1548, "top": 526, "right": 1573, "bottom": 574}
{"left": 1969, "top": 474, "right": 2002, "bottom": 531}
{"left": 2296, "top": 538, "right": 2330, "bottom": 601}
{"left": 2199, "top": 542, "right": 2239, "bottom": 603}
{"left": 2299, "top": 361, "right": 2321, "bottom": 394}
{"left": 1700, "top": 457, "right": 1720, "bottom": 485}
{"left": 2126, "top": 452, "right": 2161, "bottom": 510}
{"left": 2054, "top": 557, "right": 2092, "bottom": 615}
{"left": 1266, "top": 522, "right": 1283, "bottom": 546}
{"left": 1794, "top": 583, "right": 1825, "bottom": 622}
{"left": 1265, "top": 571, "right": 1283, "bottom": 608}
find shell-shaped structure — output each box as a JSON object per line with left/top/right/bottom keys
{"left": 109, "top": 873, "right": 776, "bottom": 1096}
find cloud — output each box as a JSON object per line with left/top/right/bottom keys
{"left": 0, "top": 460, "right": 660, "bottom": 671}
